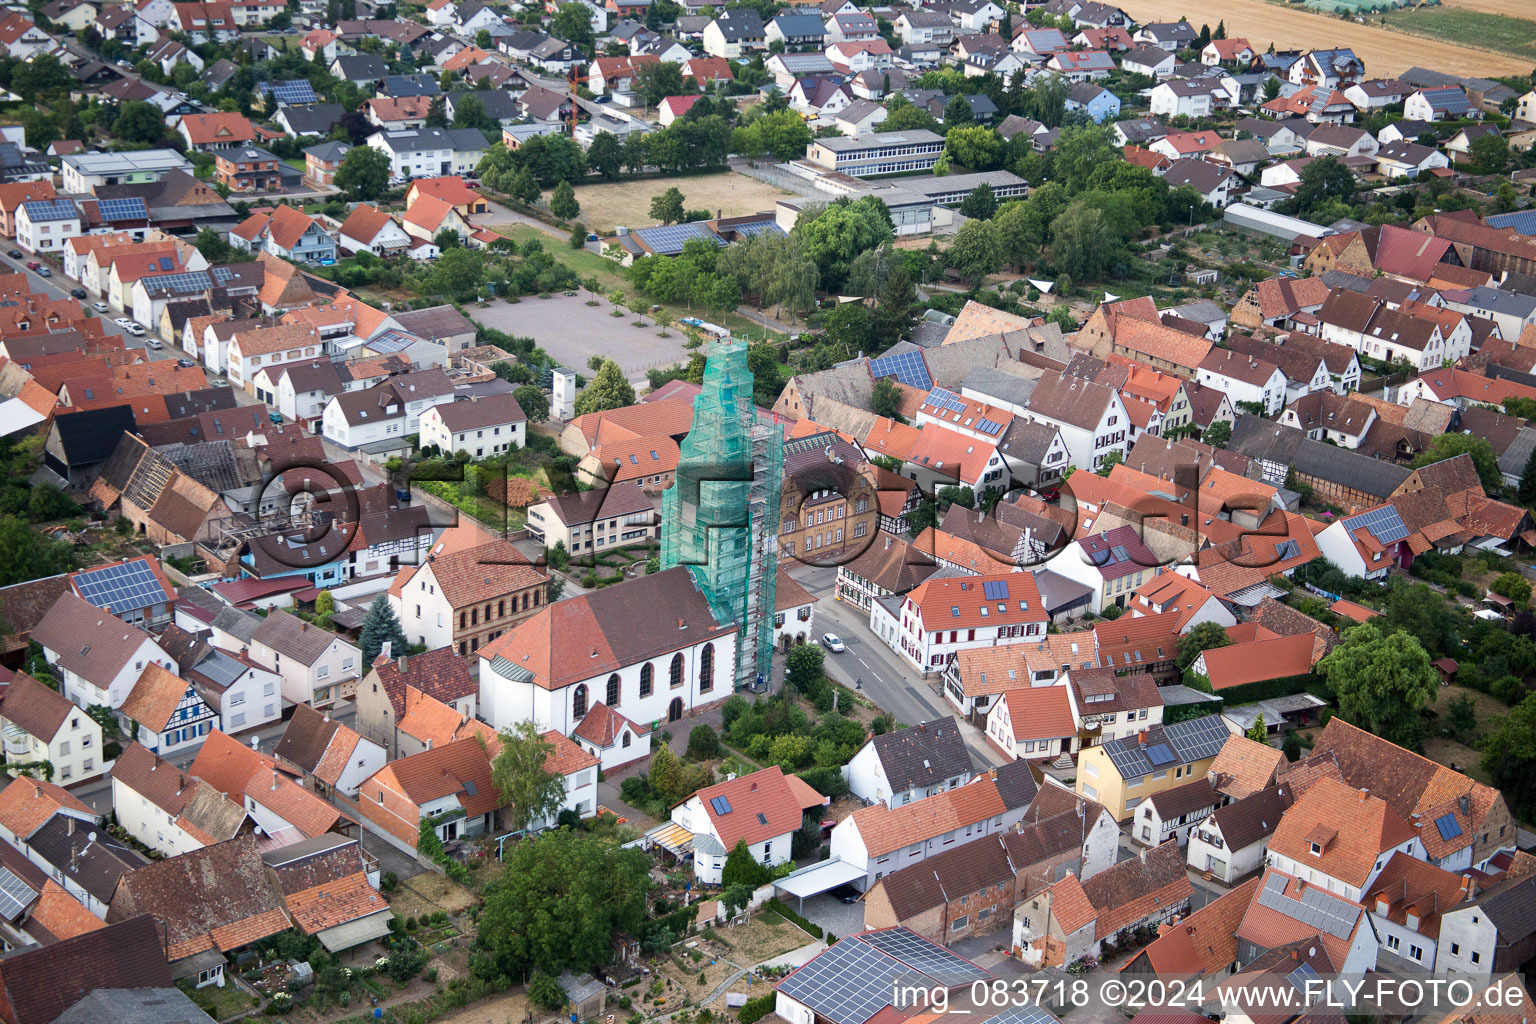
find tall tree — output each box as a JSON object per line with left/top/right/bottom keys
{"left": 871, "top": 377, "right": 903, "bottom": 420}
{"left": 959, "top": 182, "right": 997, "bottom": 219}
{"left": 358, "top": 594, "right": 408, "bottom": 665}
{"left": 334, "top": 145, "right": 390, "bottom": 201}
{"left": 510, "top": 166, "right": 541, "bottom": 205}
{"left": 1520, "top": 444, "right": 1536, "bottom": 507}
{"left": 1245, "top": 713, "right": 1267, "bottom": 744}
{"left": 1051, "top": 202, "right": 1115, "bottom": 283}
{"left": 549, "top": 180, "right": 580, "bottom": 220}
{"left": 871, "top": 265, "right": 917, "bottom": 346}
{"left": 478, "top": 830, "right": 652, "bottom": 981}
{"left": 489, "top": 722, "right": 567, "bottom": 833}
{"left": 574, "top": 359, "right": 636, "bottom": 415}
{"left": 550, "top": 1, "right": 594, "bottom": 50}
{"left": 1176, "top": 620, "right": 1232, "bottom": 672}
{"left": 650, "top": 186, "right": 685, "bottom": 225}
{"left": 1482, "top": 691, "right": 1536, "bottom": 821}
{"left": 634, "top": 61, "right": 686, "bottom": 108}
{"left": 514, "top": 384, "right": 550, "bottom": 423}
{"left": 947, "top": 218, "right": 1001, "bottom": 284}
{"left": 1321, "top": 623, "right": 1438, "bottom": 751}
{"left": 1291, "top": 156, "right": 1357, "bottom": 220}
{"left": 587, "top": 131, "right": 623, "bottom": 181}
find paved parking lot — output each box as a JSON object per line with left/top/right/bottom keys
{"left": 470, "top": 293, "right": 697, "bottom": 383}
{"left": 792, "top": 891, "right": 866, "bottom": 938}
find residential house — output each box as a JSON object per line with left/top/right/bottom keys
{"left": 875, "top": 572, "right": 1047, "bottom": 676}
{"left": 30, "top": 592, "right": 175, "bottom": 709}
{"left": 118, "top": 663, "right": 217, "bottom": 756}
{"left": 1039, "top": 526, "right": 1159, "bottom": 615}
{"left": 1134, "top": 21, "right": 1197, "bottom": 50}
{"left": 14, "top": 199, "right": 79, "bottom": 255}
{"left": 525, "top": 481, "right": 658, "bottom": 554}
{"left": 1186, "top": 783, "right": 1291, "bottom": 884}
{"left": 1121, "top": 44, "right": 1175, "bottom": 78}
{"left": 702, "top": 8, "right": 764, "bottom": 57}
{"left": 1063, "top": 82, "right": 1120, "bottom": 123}
{"left": 248, "top": 610, "right": 362, "bottom": 707}
{"left": 827, "top": 772, "right": 1028, "bottom": 890}
{"left": 1433, "top": 873, "right": 1536, "bottom": 981}
{"left": 1074, "top": 715, "right": 1234, "bottom": 820}
{"left": 337, "top": 203, "right": 412, "bottom": 257}
{"left": 365, "top": 127, "right": 488, "bottom": 181}
{"left": 1011, "top": 840, "right": 1192, "bottom": 967}
{"left": 1132, "top": 778, "right": 1221, "bottom": 847}
{"left": 1365, "top": 851, "right": 1471, "bottom": 972}
{"left": 0, "top": 671, "right": 103, "bottom": 784}
{"left": 355, "top": 739, "right": 502, "bottom": 852}
{"left": 1265, "top": 776, "right": 1422, "bottom": 901}
{"left": 671, "top": 766, "right": 824, "bottom": 881}
{"left": 1405, "top": 85, "right": 1473, "bottom": 122}
{"left": 1020, "top": 371, "right": 1128, "bottom": 473}
{"left": 844, "top": 719, "right": 975, "bottom": 809}
{"left": 386, "top": 533, "right": 549, "bottom": 659}
{"left": 1197, "top": 348, "right": 1287, "bottom": 416}
{"left": 177, "top": 112, "right": 256, "bottom": 152}
{"left": 354, "top": 647, "right": 476, "bottom": 759}
{"left": 230, "top": 205, "right": 335, "bottom": 262}
{"left": 109, "top": 741, "right": 246, "bottom": 857}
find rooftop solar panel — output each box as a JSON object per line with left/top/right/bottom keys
{"left": 1343, "top": 505, "right": 1408, "bottom": 545}
{"left": 22, "top": 199, "right": 77, "bottom": 222}
{"left": 1434, "top": 813, "right": 1462, "bottom": 840}
{"left": 1144, "top": 743, "right": 1175, "bottom": 766}
{"left": 778, "top": 937, "right": 901, "bottom": 1024}
{"left": 982, "top": 580, "right": 1009, "bottom": 600}
{"left": 97, "top": 196, "right": 147, "bottom": 222}
{"left": 259, "top": 80, "right": 321, "bottom": 104}
{"left": 72, "top": 558, "right": 173, "bottom": 614}
{"left": 1256, "top": 872, "right": 1358, "bottom": 939}
{"left": 975, "top": 417, "right": 1003, "bottom": 435}
{"left": 868, "top": 350, "right": 931, "bottom": 390}
{"left": 861, "top": 928, "right": 987, "bottom": 982}
{"left": 0, "top": 869, "right": 31, "bottom": 922}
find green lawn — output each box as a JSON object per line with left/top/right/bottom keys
{"left": 1379, "top": 6, "right": 1536, "bottom": 57}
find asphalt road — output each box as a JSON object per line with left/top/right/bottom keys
{"left": 785, "top": 562, "right": 1007, "bottom": 768}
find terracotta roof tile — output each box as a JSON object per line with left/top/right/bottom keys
{"left": 1363, "top": 851, "right": 1470, "bottom": 941}
{"left": 1197, "top": 633, "right": 1316, "bottom": 689}
{"left": 905, "top": 572, "right": 1045, "bottom": 631}
{"left": 0, "top": 776, "right": 94, "bottom": 842}
{"left": 571, "top": 701, "right": 646, "bottom": 747}
{"left": 1084, "top": 839, "right": 1193, "bottom": 938}
{"left": 850, "top": 777, "right": 1007, "bottom": 857}
{"left": 998, "top": 687, "right": 1075, "bottom": 741}
{"left": 283, "top": 871, "right": 388, "bottom": 934}
{"left": 1209, "top": 734, "right": 1287, "bottom": 800}
{"left": 1046, "top": 872, "right": 1096, "bottom": 933}
{"left": 1128, "top": 876, "right": 1261, "bottom": 974}
{"left": 372, "top": 738, "right": 499, "bottom": 817}
{"left": 27, "top": 880, "right": 105, "bottom": 942}
{"left": 0, "top": 671, "right": 76, "bottom": 742}
{"left": 119, "top": 663, "right": 192, "bottom": 733}
{"left": 542, "top": 728, "right": 598, "bottom": 777}
{"left": 1269, "top": 776, "right": 1416, "bottom": 889}
{"left": 395, "top": 685, "right": 465, "bottom": 747}
{"left": 243, "top": 769, "right": 340, "bottom": 837}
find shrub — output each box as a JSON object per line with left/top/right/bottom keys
{"left": 687, "top": 724, "right": 721, "bottom": 759}
{"left": 739, "top": 994, "right": 777, "bottom": 1024}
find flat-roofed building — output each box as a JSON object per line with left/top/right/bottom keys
{"left": 803, "top": 129, "right": 944, "bottom": 176}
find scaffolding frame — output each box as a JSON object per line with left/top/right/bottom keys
{"left": 661, "top": 338, "right": 782, "bottom": 691}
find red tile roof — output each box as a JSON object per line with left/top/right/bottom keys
{"left": 998, "top": 687, "right": 1075, "bottom": 741}
{"left": 692, "top": 766, "right": 816, "bottom": 850}
{"left": 1269, "top": 777, "right": 1416, "bottom": 889}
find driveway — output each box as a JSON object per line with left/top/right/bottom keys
{"left": 361, "top": 828, "right": 426, "bottom": 883}
{"left": 791, "top": 891, "right": 865, "bottom": 939}
{"left": 470, "top": 293, "right": 697, "bottom": 383}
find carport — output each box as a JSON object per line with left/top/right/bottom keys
{"left": 773, "top": 858, "right": 865, "bottom": 912}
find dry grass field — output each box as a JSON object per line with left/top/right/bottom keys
{"left": 570, "top": 172, "right": 796, "bottom": 235}
{"left": 1438, "top": 0, "right": 1536, "bottom": 18}
{"left": 1116, "top": 0, "right": 1534, "bottom": 75}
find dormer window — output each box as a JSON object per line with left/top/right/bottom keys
{"left": 1310, "top": 842, "right": 1322, "bottom": 856}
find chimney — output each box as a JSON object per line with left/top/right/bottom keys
{"left": 66, "top": 817, "right": 74, "bottom": 837}
{"left": 271, "top": 770, "right": 279, "bottom": 791}
{"left": 398, "top": 654, "right": 408, "bottom": 674}
{"left": 1375, "top": 895, "right": 1390, "bottom": 916}
{"left": 300, "top": 621, "right": 308, "bottom": 633}
{"left": 1138, "top": 732, "right": 1147, "bottom": 746}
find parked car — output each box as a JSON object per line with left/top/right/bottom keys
{"left": 821, "top": 633, "right": 845, "bottom": 653}
{"left": 69, "top": 287, "right": 86, "bottom": 299}
{"left": 92, "top": 301, "right": 109, "bottom": 312}
{"left": 113, "top": 317, "right": 133, "bottom": 327}
{"left": 177, "top": 359, "right": 195, "bottom": 368}
{"left": 828, "top": 885, "right": 861, "bottom": 905}
{"left": 6, "top": 250, "right": 20, "bottom": 259}
{"left": 35, "top": 267, "right": 50, "bottom": 277}
{"left": 129, "top": 325, "right": 149, "bottom": 338}
{"left": 24, "top": 261, "right": 39, "bottom": 271}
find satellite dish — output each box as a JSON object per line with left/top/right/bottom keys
{"left": 87, "top": 832, "right": 96, "bottom": 842}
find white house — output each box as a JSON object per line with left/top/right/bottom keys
{"left": 1197, "top": 348, "right": 1287, "bottom": 416}
{"left": 1131, "top": 778, "right": 1221, "bottom": 847}
{"left": 1039, "top": 526, "right": 1160, "bottom": 615}
{"left": 1186, "top": 784, "right": 1287, "bottom": 885}
{"left": 570, "top": 701, "right": 651, "bottom": 773}
{"left": 875, "top": 572, "right": 1048, "bottom": 676}
{"left": 30, "top": 592, "right": 176, "bottom": 710}
{"left": 15, "top": 198, "right": 81, "bottom": 255}
{"left": 1314, "top": 504, "right": 1407, "bottom": 581}
{"left": 1149, "top": 80, "right": 1223, "bottom": 120}
{"left": 173, "top": 629, "right": 286, "bottom": 735}
{"left": 1263, "top": 776, "right": 1424, "bottom": 902}
{"left": 1019, "top": 371, "right": 1128, "bottom": 474}
{"left": 225, "top": 322, "right": 324, "bottom": 392}
{"left": 248, "top": 610, "right": 363, "bottom": 707}
{"left": 366, "top": 127, "right": 488, "bottom": 181}
{"left": 0, "top": 670, "right": 105, "bottom": 785}
{"left": 843, "top": 719, "right": 976, "bottom": 809}
{"left": 110, "top": 741, "right": 247, "bottom": 857}
{"left": 984, "top": 685, "right": 1075, "bottom": 762}
{"left": 828, "top": 771, "right": 1026, "bottom": 890}
{"left": 670, "top": 766, "right": 821, "bottom": 881}
{"left": 477, "top": 567, "right": 738, "bottom": 736}
{"left": 1366, "top": 851, "right": 1467, "bottom": 973}
{"left": 418, "top": 393, "right": 527, "bottom": 459}
{"left": 337, "top": 203, "right": 413, "bottom": 257}
{"left": 118, "top": 663, "right": 218, "bottom": 757}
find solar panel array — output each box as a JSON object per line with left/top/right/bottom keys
{"left": 1257, "top": 872, "right": 1358, "bottom": 939}
{"left": 779, "top": 937, "right": 904, "bottom": 1024}
{"left": 22, "top": 199, "right": 77, "bottom": 222}
{"left": 710, "top": 795, "right": 732, "bottom": 814}
{"left": 151, "top": 270, "right": 213, "bottom": 293}
{"left": 0, "top": 869, "right": 32, "bottom": 921}
{"left": 1435, "top": 813, "right": 1462, "bottom": 840}
{"left": 259, "top": 80, "right": 320, "bottom": 104}
{"left": 868, "top": 350, "right": 931, "bottom": 390}
{"left": 861, "top": 929, "right": 986, "bottom": 983}
{"left": 1286, "top": 963, "right": 1319, "bottom": 993}
{"left": 1343, "top": 505, "right": 1408, "bottom": 545}
{"left": 975, "top": 417, "right": 1004, "bottom": 435}
{"left": 97, "top": 196, "right": 147, "bottom": 221}
{"left": 72, "top": 558, "right": 172, "bottom": 614}
{"left": 212, "top": 266, "right": 237, "bottom": 283}
{"left": 982, "top": 580, "right": 1009, "bottom": 600}
{"left": 1169, "top": 713, "right": 1232, "bottom": 762}
{"left": 634, "top": 222, "right": 724, "bottom": 255}
{"left": 1145, "top": 743, "right": 1175, "bottom": 767}
{"left": 925, "top": 387, "right": 966, "bottom": 415}
{"left": 980, "top": 1009, "right": 1059, "bottom": 1024}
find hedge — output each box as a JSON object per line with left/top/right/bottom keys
{"left": 740, "top": 994, "right": 777, "bottom": 1023}
{"left": 763, "top": 899, "right": 823, "bottom": 940}
{"left": 1209, "top": 673, "right": 1332, "bottom": 708}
